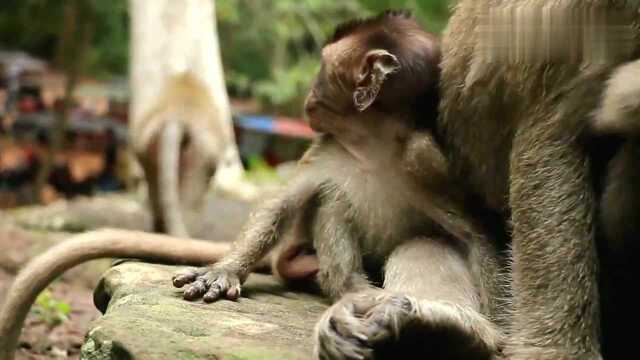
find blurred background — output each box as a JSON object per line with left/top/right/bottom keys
{"left": 0, "top": 0, "right": 450, "bottom": 209}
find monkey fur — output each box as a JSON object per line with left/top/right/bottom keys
{"left": 1, "top": 10, "right": 509, "bottom": 360}
{"left": 174, "top": 11, "right": 505, "bottom": 360}
{"left": 592, "top": 59, "right": 640, "bottom": 136}
{"left": 438, "top": 2, "right": 640, "bottom": 359}
{"left": 130, "top": 0, "right": 234, "bottom": 238}
{"left": 591, "top": 59, "right": 640, "bottom": 253}
{"left": 134, "top": 74, "right": 223, "bottom": 237}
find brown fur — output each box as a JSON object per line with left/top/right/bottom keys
{"left": 174, "top": 11, "right": 505, "bottom": 359}
{"left": 135, "top": 74, "right": 224, "bottom": 237}
{"left": 438, "top": 1, "right": 640, "bottom": 358}
{"left": 593, "top": 59, "right": 640, "bottom": 135}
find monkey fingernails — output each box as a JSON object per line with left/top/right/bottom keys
{"left": 172, "top": 273, "right": 197, "bottom": 288}
{"left": 182, "top": 279, "right": 208, "bottom": 300}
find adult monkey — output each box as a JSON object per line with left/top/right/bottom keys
{"left": 130, "top": 0, "right": 247, "bottom": 237}
{"left": 437, "top": 1, "right": 638, "bottom": 359}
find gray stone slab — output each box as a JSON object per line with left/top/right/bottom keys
{"left": 82, "top": 262, "right": 328, "bottom": 359}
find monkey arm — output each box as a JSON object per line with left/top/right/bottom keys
{"left": 172, "top": 177, "right": 321, "bottom": 301}
{"left": 314, "top": 238, "right": 503, "bottom": 359}
{"left": 312, "top": 198, "right": 371, "bottom": 301}
{"left": 218, "top": 178, "right": 319, "bottom": 281}
{"left": 507, "top": 114, "right": 601, "bottom": 359}
{"left": 0, "top": 229, "right": 236, "bottom": 360}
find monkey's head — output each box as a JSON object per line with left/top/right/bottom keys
{"left": 304, "top": 10, "right": 441, "bottom": 137}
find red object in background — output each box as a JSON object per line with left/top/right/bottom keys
{"left": 22, "top": 146, "right": 40, "bottom": 166}
{"left": 18, "top": 97, "right": 37, "bottom": 113}
{"left": 273, "top": 116, "right": 315, "bottom": 139}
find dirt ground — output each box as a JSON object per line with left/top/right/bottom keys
{"left": 0, "top": 222, "right": 100, "bottom": 359}
{"left": 0, "top": 193, "right": 253, "bottom": 359}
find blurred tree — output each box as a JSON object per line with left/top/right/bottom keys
{"left": 0, "top": 0, "right": 129, "bottom": 77}
{"left": 215, "top": 0, "right": 365, "bottom": 114}
{"left": 31, "top": 0, "right": 97, "bottom": 200}
{"left": 130, "top": 0, "right": 252, "bottom": 236}
{"left": 0, "top": 0, "right": 450, "bottom": 116}
{"left": 358, "top": 0, "right": 450, "bottom": 33}
{"left": 216, "top": 0, "right": 450, "bottom": 115}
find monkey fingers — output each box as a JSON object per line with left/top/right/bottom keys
{"left": 172, "top": 266, "right": 242, "bottom": 302}
{"left": 313, "top": 295, "right": 374, "bottom": 360}
{"left": 333, "top": 292, "right": 502, "bottom": 360}
{"left": 172, "top": 267, "right": 203, "bottom": 288}
{"left": 356, "top": 292, "right": 416, "bottom": 343}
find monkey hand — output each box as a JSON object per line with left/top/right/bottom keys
{"left": 313, "top": 289, "right": 380, "bottom": 360}
{"left": 314, "top": 289, "right": 503, "bottom": 360}
{"left": 172, "top": 264, "right": 243, "bottom": 302}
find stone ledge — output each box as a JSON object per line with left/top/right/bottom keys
{"left": 82, "top": 262, "right": 328, "bottom": 359}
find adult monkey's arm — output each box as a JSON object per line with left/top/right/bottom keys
{"left": 507, "top": 90, "right": 602, "bottom": 359}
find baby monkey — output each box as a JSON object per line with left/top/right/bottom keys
{"left": 174, "top": 11, "right": 504, "bottom": 360}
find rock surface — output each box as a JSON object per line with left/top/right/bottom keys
{"left": 8, "top": 193, "right": 253, "bottom": 241}
{"left": 82, "top": 262, "right": 328, "bottom": 359}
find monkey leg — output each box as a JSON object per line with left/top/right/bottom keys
{"left": 179, "top": 127, "right": 218, "bottom": 211}
{"left": 312, "top": 199, "right": 372, "bottom": 301}
{"left": 157, "top": 120, "right": 190, "bottom": 237}
{"left": 271, "top": 236, "right": 319, "bottom": 289}
{"left": 139, "top": 121, "right": 190, "bottom": 237}
{"left": 314, "top": 239, "right": 502, "bottom": 360}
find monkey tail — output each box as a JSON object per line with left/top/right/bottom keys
{"left": 158, "top": 120, "right": 189, "bottom": 237}
{"left": 0, "top": 229, "right": 231, "bottom": 360}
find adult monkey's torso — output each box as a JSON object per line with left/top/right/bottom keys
{"left": 437, "top": 1, "right": 640, "bottom": 359}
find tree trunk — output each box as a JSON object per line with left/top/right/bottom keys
{"left": 129, "top": 0, "right": 251, "bottom": 237}
{"left": 34, "top": 1, "right": 94, "bottom": 201}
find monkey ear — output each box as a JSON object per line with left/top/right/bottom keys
{"left": 353, "top": 49, "right": 401, "bottom": 112}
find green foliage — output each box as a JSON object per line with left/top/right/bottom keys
{"left": 85, "top": 1, "right": 130, "bottom": 78}
{"left": 254, "top": 56, "right": 319, "bottom": 114}
{"left": 0, "top": 0, "right": 129, "bottom": 77}
{"left": 216, "top": 0, "right": 368, "bottom": 115}
{"left": 244, "top": 155, "right": 282, "bottom": 184}
{"left": 33, "top": 289, "right": 72, "bottom": 327}
{"left": 0, "top": 0, "right": 450, "bottom": 113}
{"left": 358, "top": 0, "right": 450, "bottom": 32}
{"left": 217, "top": 0, "right": 450, "bottom": 115}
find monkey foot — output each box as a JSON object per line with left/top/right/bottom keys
{"left": 172, "top": 265, "right": 242, "bottom": 302}
{"left": 314, "top": 290, "right": 502, "bottom": 360}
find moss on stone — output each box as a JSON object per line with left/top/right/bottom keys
{"left": 82, "top": 262, "right": 327, "bottom": 359}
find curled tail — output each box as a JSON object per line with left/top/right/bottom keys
{"left": 158, "top": 120, "right": 189, "bottom": 237}
{"left": 0, "top": 229, "right": 232, "bottom": 360}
